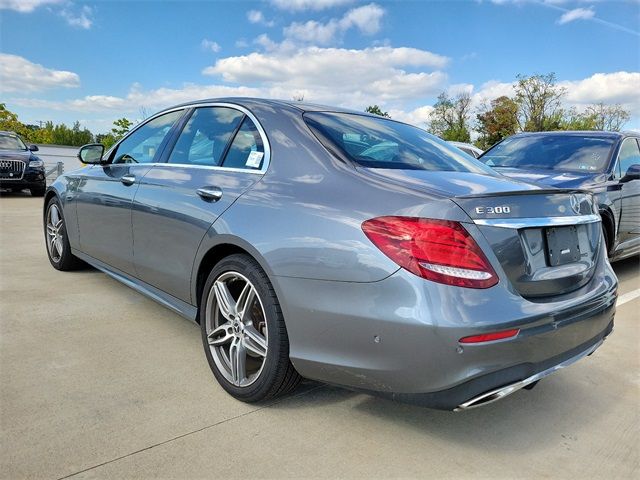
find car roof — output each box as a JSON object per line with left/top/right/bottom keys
{"left": 0, "top": 131, "right": 18, "bottom": 137}
{"left": 168, "top": 97, "right": 366, "bottom": 115}
{"left": 448, "top": 141, "right": 481, "bottom": 149}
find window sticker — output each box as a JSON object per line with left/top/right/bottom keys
{"left": 246, "top": 151, "right": 264, "bottom": 168}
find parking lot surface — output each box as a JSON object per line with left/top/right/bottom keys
{"left": 1, "top": 194, "right": 639, "bottom": 479}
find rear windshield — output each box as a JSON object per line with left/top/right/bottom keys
{"left": 304, "top": 112, "right": 495, "bottom": 174}
{"left": 480, "top": 135, "right": 616, "bottom": 173}
{"left": 0, "top": 135, "right": 27, "bottom": 150}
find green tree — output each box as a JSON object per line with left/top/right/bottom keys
{"left": 475, "top": 96, "right": 519, "bottom": 149}
{"left": 583, "top": 103, "right": 630, "bottom": 131}
{"left": 514, "top": 73, "right": 566, "bottom": 131}
{"left": 365, "top": 105, "right": 390, "bottom": 118}
{"left": 427, "top": 92, "right": 472, "bottom": 142}
{"left": 0, "top": 103, "right": 29, "bottom": 137}
{"left": 111, "top": 118, "right": 133, "bottom": 139}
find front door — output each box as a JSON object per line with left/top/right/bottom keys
{"left": 132, "top": 106, "right": 268, "bottom": 302}
{"left": 75, "top": 109, "right": 185, "bottom": 274}
{"left": 616, "top": 137, "right": 640, "bottom": 246}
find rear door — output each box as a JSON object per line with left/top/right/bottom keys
{"left": 131, "top": 105, "right": 269, "bottom": 303}
{"left": 75, "top": 109, "right": 185, "bottom": 274}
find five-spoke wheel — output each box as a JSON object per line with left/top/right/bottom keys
{"left": 200, "top": 254, "right": 301, "bottom": 402}
{"left": 44, "top": 196, "right": 84, "bottom": 271}
{"left": 205, "top": 272, "right": 269, "bottom": 387}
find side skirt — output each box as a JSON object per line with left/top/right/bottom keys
{"left": 72, "top": 249, "right": 199, "bottom": 323}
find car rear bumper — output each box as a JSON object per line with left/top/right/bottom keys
{"left": 276, "top": 257, "right": 617, "bottom": 408}
{"left": 385, "top": 319, "right": 613, "bottom": 410}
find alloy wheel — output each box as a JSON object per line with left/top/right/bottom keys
{"left": 205, "top": 272, "right": 269, "bottom": 387}
{"left": 46, "top": 204, "right": 64, "bottom": 263}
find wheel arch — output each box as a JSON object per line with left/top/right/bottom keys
{"left": 192, "top": 235, "right": 281, "bottom": 323}
{"left": 599, "top": 206, "right": 616, "bottom": 254}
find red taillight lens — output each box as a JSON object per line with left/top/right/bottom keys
{"left": 361, "top": 216, "right": 498, "bottom": 289}
{"left": 459, "top": 329, "right": 520, "bottom": 344}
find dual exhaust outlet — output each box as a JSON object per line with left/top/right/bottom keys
{"left": 454, "top": 338, "right": 605, "bottom": 411}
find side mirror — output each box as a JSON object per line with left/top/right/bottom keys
{"left": 621, "top": 164, "right": 640, "bottom": 183}
{"left": 78, "top": 143, "right": 105, "bottom": 164}
{"left": 28, "top": 144, "right": 39, "bottom": 152}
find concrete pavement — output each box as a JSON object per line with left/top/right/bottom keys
{"left": 1, "top": 194, "right": 638, "bottom": 479}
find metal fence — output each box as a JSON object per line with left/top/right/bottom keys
{"left": 45, "top": 162, "right": 65, "bottom": 182}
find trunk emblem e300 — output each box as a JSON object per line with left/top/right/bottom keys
{"left": 474, "top": 206, "right": 511, "bottom": 215}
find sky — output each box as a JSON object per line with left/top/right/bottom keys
{"left": 1, "top": 0, "right": 639, "bottom": 134}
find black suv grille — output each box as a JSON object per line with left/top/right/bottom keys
{"left": 0, "top": 160, "right": 25, "bottom": 180}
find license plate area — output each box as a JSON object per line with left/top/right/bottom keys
{"left": 545, "top": 226, "right": 581, "bottom": 266}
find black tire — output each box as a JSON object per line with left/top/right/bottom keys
{"left": 602, "top": 224, "right": 612, "bottom": 257}
{"left": 200, "top": 254, "right": 301, "bottom": 402}
{"left": 31, "top": 186, "right": 46, "bottom": 197}
{"left": 44, "top": 196, "right": 85, "bottom": 271}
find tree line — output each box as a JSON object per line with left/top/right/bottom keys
{"left": 0, "top": 103, "right": 133, "bottom": 150}
{"left": 366, "top": 73, "right": 630, "bottom": 150}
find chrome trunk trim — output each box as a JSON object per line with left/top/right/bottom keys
{"left": 473, "top": 214, "right": 601, "bottom": 229}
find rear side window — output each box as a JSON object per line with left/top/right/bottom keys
{"left": 304, "top": 112, "right": 494, "bottom": 174}
{"left": 168, "top": 107, "right": 244, "bottom": 166}
{"left": 221, "top": 117, "right": 265, "bottom": 170}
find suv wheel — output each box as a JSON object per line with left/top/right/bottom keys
{"left": 200, "top": 254, "right": 301, "bottom": 402}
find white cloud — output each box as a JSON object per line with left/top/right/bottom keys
{"left": 201, "top": 39, "right": 221, "bottom": 53}
{"left": 0, "top": 53, "right": 80, "bottom": 93}
{"left": 247, "top": 9, "right": 275, "bottom": 27}
{"left": 269, "top": 0, "right": 355, "bottom": 11}
{"left": 284, "top": 3, "right": 385, "bottom": 44}
{"left": 388, "top": 105, "right": 434, "bottom": 127}
{"left": 557, "top": 6, "right": 595, "bottom": 24}
{"left": 60, "top": 5, "right": 93, "bottom": 29}
{"left": 0, "top": 0, "right": 62, "bottom": 12}
{"left": 561, "top": 71, "right": 640, "bottom": 110}
{"left": 203, "top": 45, "right": 448, "bottom": 106}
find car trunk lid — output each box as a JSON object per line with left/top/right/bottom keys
{"left": 453, "top": 190, "right": 601, "bottom": 298}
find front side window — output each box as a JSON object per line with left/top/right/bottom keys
{"left": 617, "top": 138, "right": 640, "bottom": 178}
{"left": 111, "top": 110, "right": 183, "bottom": 164}
{"left": 304, "top": 112, "right": 494, "bottom": 173}
{"left": 168, "top": 107, "right": 244, "bottom": 166}
{"left": 221, "top": 117, "right": 265, "bottom": 170}
{"left": 0, "top": 135, "right": 27, "bottom": 150}
{"left": 481, "top": 134, "right": 616, "bottom": 173}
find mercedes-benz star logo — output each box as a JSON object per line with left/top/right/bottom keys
{"left": 570, "top": 194, "right": 582, "bottom": 215}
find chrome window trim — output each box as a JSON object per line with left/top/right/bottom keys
{"left": 104, "top": 102, "right": 271, "bottom": 175}
{"left": 474, "top": 214, "right": 601, "bottom": 229}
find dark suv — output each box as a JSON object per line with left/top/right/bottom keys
{"left": 0, "top": 131, "right": 46, "bottom": 196}
{"left": 480, "top": 131, "right": 640, "bottom": 261}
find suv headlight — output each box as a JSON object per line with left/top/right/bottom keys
{"left": 29, "top": 159, "right": 44, "bottom": 168}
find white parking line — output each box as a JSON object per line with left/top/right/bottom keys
{"left": 617, "top": 289, "right": 640, "bottom": 307}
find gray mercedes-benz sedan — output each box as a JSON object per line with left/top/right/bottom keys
{"left": 43, "top": 98, "right": 617, "bottom": 410}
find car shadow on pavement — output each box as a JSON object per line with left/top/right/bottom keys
{"left": 273, "top": 372, "right": 611, "bottom": 453}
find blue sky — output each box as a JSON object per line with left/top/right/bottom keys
{"left": 1, "top": 0, "right": 639, "bottom": 133}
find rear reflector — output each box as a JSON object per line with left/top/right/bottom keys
{"left": 459, "top": 329, "right": 520, "bottom": 344}
{"left": 361, "top": 216, "right": 498, "bottom": 289}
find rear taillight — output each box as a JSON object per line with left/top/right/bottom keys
{"left": 361, "top": 216, "right": 498, "bottom": 289}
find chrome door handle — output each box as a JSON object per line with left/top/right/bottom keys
{"left": 196, "top": 186, "right": 223, "bottom": 202}
{"left": 121, "top": 174, "right": 136, "bottom": 186}
{"left": 196, "top": 187, "right": 222, "bottom": 202}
